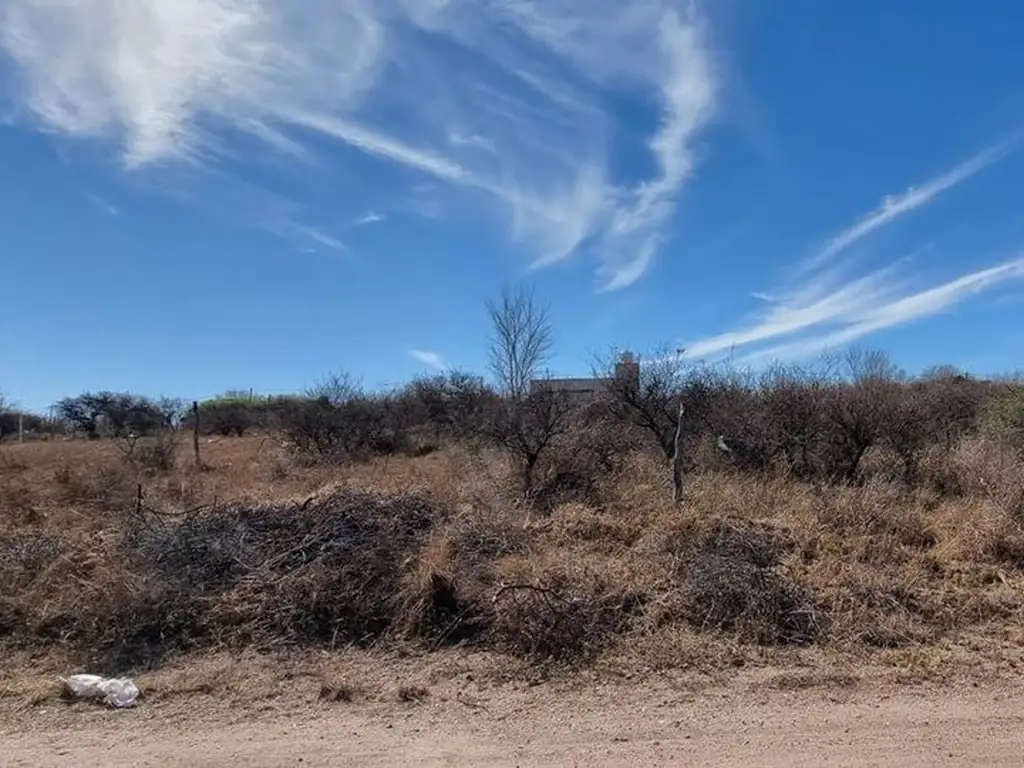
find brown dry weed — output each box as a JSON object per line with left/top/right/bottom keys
{"left": 2, "top": 435, "right": 1023, "bottom": 694}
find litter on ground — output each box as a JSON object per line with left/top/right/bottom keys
{"left": 60, "top": 674, "right": 140, "bottom": 708}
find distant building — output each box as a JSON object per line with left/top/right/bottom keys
{"left": 529, "top": 351, "right": 640, "bottom": 401}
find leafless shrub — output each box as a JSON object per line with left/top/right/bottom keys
{"left": 113, "top": 430, "right": 180, "bottom": 473}
{"left": 402, "top": 371, "right": 499, "bottom": 442}
{"left": 306, "top": 371, "right": 361, "bottom": 406}
{"left": 196, "top": 398, "right": 258, "bottom": 437}
{"left": 980, "top": 383, "right": 1024, "bottom": 454}
{"left": 0, "top": 406, "right": 47, "bottom": 442}
{"left": 484, "top": 387, "right": 575, "bottom": 497}
{"left": 876, "top": 384, "right": 934, "bottom": 485}
{"left": 56, "top": 391, "right": 167, "bottom": 438}
{"left": 699, "top": 351, "right": 988, "bottom": 487}
{"left": 754, "top": 364, "right": 830, "bottom": 479}
{"left": 816, "top": 354, "right": 902, "bottom": 483}
{"left": 701, "top": 391, "right": 776, "bottom": 473}
{"left": 599, "top": 348, "right": 692, "bottom": 460}
{"left": 923, "top": 435, "right": 1024, "bottom": 515}
{"left": 514, "top": 407, "right": 642, "bottom": 513}
{"left": 138, "top": 432, "right": 178, "bottom": 472}
{"left": 279, "top": 391, "right": 408, "bottom": 464}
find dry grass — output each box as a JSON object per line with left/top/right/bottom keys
{"left": 2, "top": 434, "right": 1023, "bottom": 692}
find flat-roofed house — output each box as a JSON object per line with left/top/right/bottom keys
{"left": 528, "top": 352, "right": 640, "bottom": 402}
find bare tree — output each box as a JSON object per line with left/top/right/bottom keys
{"left": 485, "top": 386, "right": 574, "bottom": 495}
{"left": 486, "top": 286, "right": 554, "bottom": 399}
{"left": 842, "top": 346, "right": 906, "bottom": 384}
{"left": 596, "top": 346, "right": 693, "bottom": 459}
{"left": 155, "top": 396, "right": 186, "bottom": 430}
{"left": 306, "top": 371, "right": 360, "bottom": 405}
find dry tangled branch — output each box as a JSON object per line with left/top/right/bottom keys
{"left": 490, "top": 581, "right": 641, "bottom": 661}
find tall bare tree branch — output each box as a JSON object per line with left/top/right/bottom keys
{"left": 486, "top": 286, "right": 554, "bottom": 400}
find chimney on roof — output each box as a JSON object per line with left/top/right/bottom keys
{"left": 614, "top": 351, "right": 640, "bottom": 392}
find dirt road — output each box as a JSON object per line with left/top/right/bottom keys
{"left": 4, "top": 679, "right": 1022, "bottom": 766}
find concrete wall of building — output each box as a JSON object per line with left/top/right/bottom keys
{"left": 528, "top": 352, "right": 640, "bottom": 398}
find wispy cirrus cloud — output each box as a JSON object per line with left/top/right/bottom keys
{"left": 685, "top": 265, "right": 905, "bottom": 359}
{"left": 736, "top": 257, "right": 1024, "bottom": 364}
{"left": 448, "top": 131, "right": 497, "bottom": 154}
{"left": 87, "top": 193, "right": 119, "bottom": 217}
{"left": 0, "top": 0, "right": 718, "bottom": 290}
{"left": 354, "top": 211, "right": 386, "bottom": 226}
{"left": 683, "top": 137, "right": 1023, "bottom": 365}
{"left": 291, "top": 225, "right": 346, "bottom": 253}
{"left": 804, "top": 139, "right": 1018, "bottom": 270}
{"left": 408, "top": 349, "right": 447, "bottom": 371}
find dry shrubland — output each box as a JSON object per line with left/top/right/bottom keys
{"left": 1, "top": 358, "right": 1024, "bottom": 688}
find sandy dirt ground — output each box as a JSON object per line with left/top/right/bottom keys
{"left": 3, "top": 677, "right": 1023, "bottom": 767}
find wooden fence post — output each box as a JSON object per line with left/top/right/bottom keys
{"left": 672, "top": 400, "right": 685, "bottom": 505}
{"left": 192, "top": 401, "right": 201, "bottom": 468}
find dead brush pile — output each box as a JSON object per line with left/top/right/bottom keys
{"left": 123, "top": 488, "right": 462, "bottom": 656}
{"left": 0, "top": 532, "right": 64, "bottom": 641}
{"left": 665, "top": 518, "right": 826, "bottom": 645}
{"left": 0, "top": 486, "right": 491, "bottom": 671}
{"left": 0, "top": 467, "right": 836, "bottom": 672}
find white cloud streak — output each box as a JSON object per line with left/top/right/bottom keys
{"left": 736, "top": 257, "right": 1024, "bottom": 365}
{"left": 806, "top": 140, "right": 1016, "bottom": 269}
{"left": 599, "top": 12, "right": 716, "bottom": 289}
{"left": 408, "top": 349, "right": 447, "bottom": 370}
{"left": 355, "top": 211, "right": 385, "bottom": 226}
{"left": 87, "top": 193, "right": 119, "bottom": 217}
{"left": 292, "top": 225, "right": 346, "bottom": 252}
{"left": 685, "top": 265, "right": 904, "bottom": 359}
{"left": 0, "top": 0, "right": 718, "bottom": 290}
{"left": 683, "top": 137, "right": 1022, "bottom": 365}
{"left": 686, "top": 252, "right": 1024, "bottom": 367}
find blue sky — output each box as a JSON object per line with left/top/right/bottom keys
{"left": 2, "top": 0, "right": 1024, "bottom": 411}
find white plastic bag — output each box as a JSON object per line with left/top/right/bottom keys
{"left": 61, "top": 674, "right": 140, "bottom": 708}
